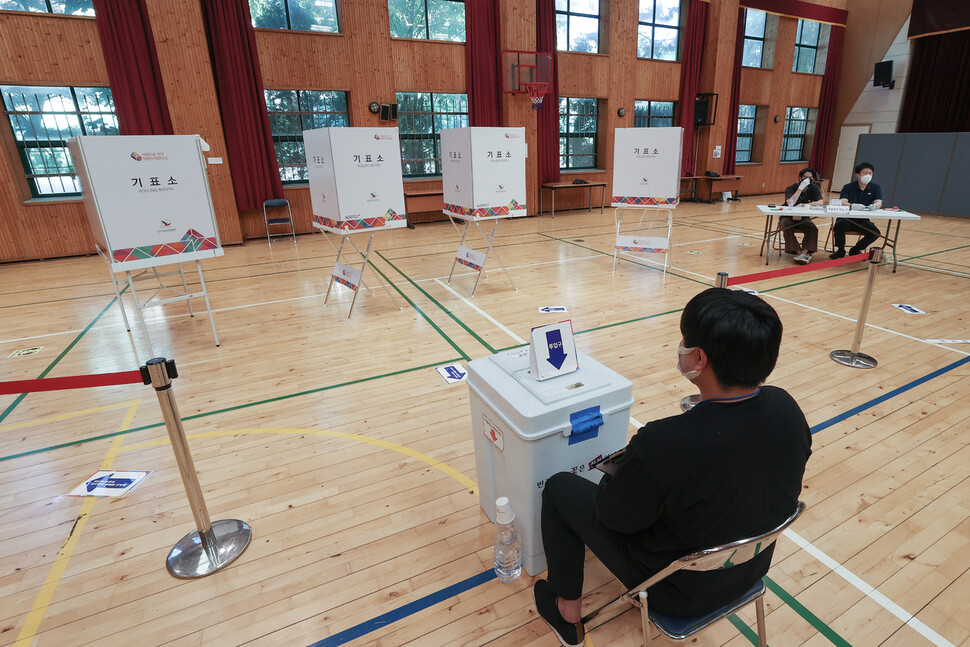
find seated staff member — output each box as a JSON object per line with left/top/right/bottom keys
{"left": 782, "top": 167, "right": 823, "bottom": 265}
{"left": 532, "top": 288, "right": 812, "bottom": 647}
{"left": 832, "top": 161, "right": 883, "bottom": 259}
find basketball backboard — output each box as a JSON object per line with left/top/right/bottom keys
{"left": 501, "top": 50, "right": 553, "bottom": 94}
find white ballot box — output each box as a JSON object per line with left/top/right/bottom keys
{"left": 468, "top": 349, "right": 633, "bottom": 575}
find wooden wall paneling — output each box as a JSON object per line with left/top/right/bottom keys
{"left": 558, "top": 52, "right": 611, "bottom": 98}
{"left": 0, "top": 13, "right": 106, "bottom": 85}
{"left": 499, "top": 0, "right": 539, "bottom": 216}
{"left": 695, "top": 0, "right": 740, "bottom": 177}
{"left": 144, "top": 0, "right": 242, "bottom": 245}
{"left": 257, "top": 32, "right": 355, "bottom": 91}
{"left": 632, "top": 60, "right": 681, "bottom": 101}
{"left": 0, "top": 12, "right": 107, "bottom": 262}
{"left": 390, "top": 40, "right": 465, "bottom": 92}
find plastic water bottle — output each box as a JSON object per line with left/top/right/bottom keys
{"left": 493, "top": 496, "right": 522, "bottom": 583}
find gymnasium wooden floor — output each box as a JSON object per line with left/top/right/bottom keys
{"left": 1, "top": 197, "right": 969, "bottom": 647}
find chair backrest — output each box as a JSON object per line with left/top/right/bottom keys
{"left": 264, "top": 198, "right": 289, "bottom": 208}
{"left": 634, "top": 501, "right": 805, "bottom": 590}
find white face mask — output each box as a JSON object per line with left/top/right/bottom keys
{"left": 677, "top": 346, "right": 701, "bottom": 381}
{"left": 859, "top": 173, "right": 872, "bottom": 185}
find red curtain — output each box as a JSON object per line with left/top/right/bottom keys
{"left": 899, "top": 29, "right": 970, "bottom": 133}
{"left": 200, "top": 0, "right": 283, "bottom": 211}
{"left": 809, "top": 25, "right": 843, "bottom": 173}
{"left": 677, "top": 0, "right": 708, "bottom": 177}
{"left": 466, "top": 0, "right": 503, "bottom": 127}
{"left": 536, "top": 0, "right": 561, "bottom": 184}
{"left": 722, "top": 7, "right": 745, "bottom": 175}
{"left": 92, "top": 0, "right": 173, "bottom": 135}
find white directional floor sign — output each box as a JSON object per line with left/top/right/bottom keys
{"left": 529, "top": 321, "right": 578, "bottom": 380}
{"left": 435, "top": 363, "right": 468, "bottom": 384}
{"left": 69, "top": 470, "right": 151, "bottom": 498}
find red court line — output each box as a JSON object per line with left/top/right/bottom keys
{"left": 0, "top": 370, "right": 143, "bottom": 396}
{"left": 727, "top": 253, "right": 868, "bottom": 286}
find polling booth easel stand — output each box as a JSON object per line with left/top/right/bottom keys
{"left": 70, "top": 135, "right": 223, "bottom": 356}
{"left": 609, "top": 127, "right": 684, "bottom": 275}
{"left": 441, "top": 127, "right": 527, "bottom": 297}
{"left": 304, "top": 127, "right": 408, "bottom": 320}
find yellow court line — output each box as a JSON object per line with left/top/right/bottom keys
{"left": 0, "top": 400, "right": 141, "bottom": 432}
{"left": 14, "top": 401, "right": 140, "bottom": 647}
{"left": 120, "top": 427, "right": 479, "bottom": 493}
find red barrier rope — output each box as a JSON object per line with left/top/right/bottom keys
{"left": 726, "top": 253, "right": 868, "bottom": 286}
{"left": 0, "top": 370, "right": 143, "bottom": 396}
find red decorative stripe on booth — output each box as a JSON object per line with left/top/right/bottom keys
{"left": 0, "top": 370, "right": 144, "bottom": 396}
{"left": 726, "top": 253, "right": 867, "bottom": 286}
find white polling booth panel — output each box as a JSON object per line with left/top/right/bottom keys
{"left": 304, "top": 127, "right": 407, "bottom": 233}
{"left": 441, "top": 127, "right": 527, "bottom": 219}
{"left": 69, "top": 134, "right": 223, "bottom": 272}
{"left": 611, "top": 127, "right": 683, "bottom": 207}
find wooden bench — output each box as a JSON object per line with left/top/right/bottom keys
{"left": 697, "top": 175, "right": 742, "bottom": 202}
{"left": 404, "top": 189, "right": 446, "bottom": 227}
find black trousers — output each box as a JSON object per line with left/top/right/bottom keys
{"left": 833, "top": 218, "right": 880, "bottom": 251}
{"left": 540, "top": 472, "right": 657, "bottom": 600}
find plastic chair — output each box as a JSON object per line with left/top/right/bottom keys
{"left": 263, "top": 198, "right": 295, "bottom": 244}
{"left": 582, "top": 501, "right": 806, "bottom": 647}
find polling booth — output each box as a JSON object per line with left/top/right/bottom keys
{"left": 610, "top": 127, "right": 684, "bottom": 274}
{"left": 305, "top": 127, "right": 407, "bottom": 319}
{"left": 468, "top": 321, "right": 633, "bottom": 576}
{"left": 441, "top": 127, "right": 527, "bottom": 297}
{"left": 70, "top": 134, "right": 222, "bottom": 355}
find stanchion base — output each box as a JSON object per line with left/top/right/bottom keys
{"left": 166, "top": 519, "right": 252, "bottom": 579}
{"left": 830, "top": 350, "right": 878, "bottom": 369}
{"left": 680, "top": 393, "right": 702, "bottom": 412}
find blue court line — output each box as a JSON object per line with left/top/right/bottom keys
{"left": 303, "top": 354, "right": 970, "bottom": 646}
{"left": 307, "top": 568, "right": 497, "bottom": 647}
{"left": 810, "top": 354, "right": 970, "bottom": 435}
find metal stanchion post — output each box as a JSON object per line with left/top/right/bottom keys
{"left": 142, "top": 357, "right": 252, "bottom": 578}
{"left": 830, "top": 247, "right": 883, "bottom": 369}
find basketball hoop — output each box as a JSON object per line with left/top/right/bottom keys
{"left": 524, "top": 82, "right": 549, "bottom": 110}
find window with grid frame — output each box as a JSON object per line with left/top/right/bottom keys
{"left": 742, "top": 9, "right": 766, "bottom": 68}
{"left": 556, "top": 0, "right": 600, "bottom": 53}
{"left": 736, "top": 104, "right": 757, "bottom": 163}
{"left": 633, "top": 100, "right": 675, "bottom": 128}
{"left": 264, "top": 90, "right": 349, "bottom": 183}
{"left": 249, "top": 0, "right": 339, "bottom": 33}
{"left": 792, "top": 19, "right": 820, "bottom": 73}
{"left": 396, "top": 92, "right": 468, "bottom": 177}
{"left": 559, "top": 97, "right": 598, "bottom": 169}
{"left": 0, "top": 0, "right": 93, "bottom": 15}
{"left": 781, "top": 107, "right": 810, "bottom": 162}
{"left": 388, "top": 0, "right": 465, "bottom": 42}
{"left": 637, "top": 0, "right": 680, "bottom": 61}
{"left": 1, "top": 85, "right": 117, "bottom": 197}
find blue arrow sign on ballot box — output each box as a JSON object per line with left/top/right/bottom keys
{"left": 529, "top": 320, "right": 579, "bottom": 380}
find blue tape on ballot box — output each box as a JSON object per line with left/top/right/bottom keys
{"left": 568, "top": 406, "right": 603, "bottom": 445}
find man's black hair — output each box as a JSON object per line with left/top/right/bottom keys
{"left": 680, "top": 288, "right": 782, "bottom": 388}
{"left": 798, "top": 167, "right": 819, "bottom": 181}
{"left": 854, "top": 161, "right": 874, "bottom": 174}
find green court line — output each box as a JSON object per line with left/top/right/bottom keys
{"left": 0, "top": 293, "right": 121, "bottom": 425}
{"left": 364, "top": 259, "right": 473, "bottom": 361}
{"left": 0, "top": 357, "right": 462, "bottom": 463}
{"left": 536, "top": 232, "right": 711, "bottom": 286}
{"left": 375, "top": 251, "right": 498, "bottom": 355}
{"left": 765, "top": 575, "right": 853, "bottom": 646}
{"left": 727, "top": 612, "right": 764, "bottom": 645}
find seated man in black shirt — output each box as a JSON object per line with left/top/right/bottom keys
{"left": 831, "top": 161, "right": 883, "bottom": 259}
{"left": 533, "top": 288, "right": 811, "bottom": 647}
{"left": 781, "top": 167, "right": 823, "bottom": 264}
